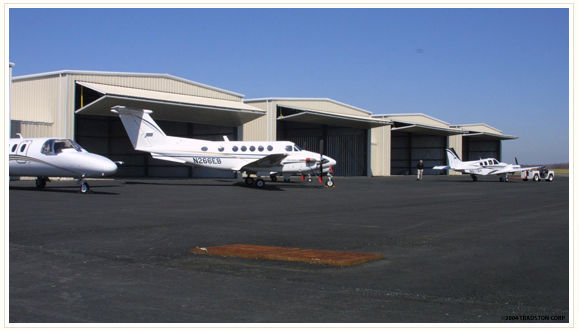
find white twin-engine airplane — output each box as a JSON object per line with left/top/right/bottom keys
{"left": 9, "top": 135, "right": 118, "bottom": 192}
{"left": 433, "top": 148, "right": 538, "bottom": 182}
{"left": 111, "top": 106, "right": 337, "bottom": 188}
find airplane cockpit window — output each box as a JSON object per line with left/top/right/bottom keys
{"left": 42, "top": 139, "right": 83, "bottom": 155}
{"left": 493, "top": 160, "right": 499, "bottom": 165}
{"left": 294, "top": 145, "right": 302, "bottom": 152}
{"left": 285, "top": 145, "right": 292, "bottom": 152}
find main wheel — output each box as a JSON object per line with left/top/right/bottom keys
{"left": 326, "top": 178, "right": 334, "bottom": 187}
{"left": 254, "top": 178, "right": 265, "bottom": 188}
{"left": 35, "top": 177, "right": 47, "bottom": 189}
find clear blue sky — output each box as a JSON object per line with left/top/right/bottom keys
{"left": 8, "top": 7, "right": 570, "bottom": 164}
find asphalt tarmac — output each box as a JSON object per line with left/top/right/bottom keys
{"left": 8, "top": 175, "right": 570, "bottom": 324}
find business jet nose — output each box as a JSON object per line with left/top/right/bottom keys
{"left": 90, "top": 155, "right": 118, "bottom": 176}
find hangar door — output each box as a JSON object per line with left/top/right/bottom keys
{"left": 391, "top": 131, "right": 446, "bottom": 175}
{"left": 75, "top": 114, "right": 237, "bottom": 178}
{"left": 462, "top": 137, "right": 501, "bottom": 161}
{"left": 277, "top": 120, "right": 367, "bottom": 177}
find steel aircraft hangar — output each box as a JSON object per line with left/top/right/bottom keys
{"left": 9, "top": 68, "right": 518, "bottom": 178}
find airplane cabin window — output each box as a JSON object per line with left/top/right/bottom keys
{"left": 285, "top": 145, "right": 292, "bottom": 152}
{"left": 232, "top": 146, "right": 238, "bottom": 152}
{"left": 218, "top": 146, "right": 224, "bottom": 152}
{"left": 258, "top": 146, "right": 264, "bottom": 152}
{"left": 267, "top": 145, "right": 273, "bottom": 151}
{"left": 249, "top": 146, "right": 255, "bottom": 152}
{"left": 201, "top": 147, "right": 208, "bottom": 151}
{"left": 241, "top": 146, "right": 247, "bottom": 152}
{"left": 11, "top": 145, "right": 17, "bottom": 153}
{"left": 20, "top": 144, "right": 27, "bottom": 153}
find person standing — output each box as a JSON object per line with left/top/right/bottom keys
{"left": 417, "top": 160, "right": 424, "bottom": 180}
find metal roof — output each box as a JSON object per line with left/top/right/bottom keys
{"left": 75, "top": 81, "right": 265, "bottom": 127}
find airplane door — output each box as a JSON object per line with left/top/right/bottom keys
{"left": 15, "top": 140, "right": 32, "bottom": 164}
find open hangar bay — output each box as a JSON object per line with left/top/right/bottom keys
{"left": 9, "top": 175, "right": 569, "bottom": 324}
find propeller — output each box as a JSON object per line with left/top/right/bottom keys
{"left": 318, "top": 139, "right": 324, "bottom": 183}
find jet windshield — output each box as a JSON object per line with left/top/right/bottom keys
{"left": 42, "top": 139, "right": 84, "bottom": 155}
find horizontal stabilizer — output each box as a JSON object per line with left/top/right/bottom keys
{"left": 240, "top": 153, "right": 288, "bottom": 172}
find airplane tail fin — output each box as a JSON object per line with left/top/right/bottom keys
{"left": 111, "top": 106, "right": 170, "bottom": 151}
{"left": 446, "top": 148, "right": 462, "bottom": 169}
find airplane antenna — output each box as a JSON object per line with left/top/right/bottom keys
{"left": 16, "top": 133, "right": 23, "bottom": 139}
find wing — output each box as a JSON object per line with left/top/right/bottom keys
{"left": 238, "top": 153, "right": 288, "bottom": 172}
{"left": 433, "top": 165, "right": 451, "bottom": 170}
{"left": 492, "top": 165, "right": 539, "bottom": 175}
{"left": 151, "top": 153, "right": 187, "bottom": 164}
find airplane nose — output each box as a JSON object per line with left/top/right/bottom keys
{"left": 322, "top": 156, "right": 337, "bottom": 167}
{"left": 102, "top": 159, "right": 118, "bottom": 176}
{"left": 91, "top": 155, "right": 118, "bottom": 176}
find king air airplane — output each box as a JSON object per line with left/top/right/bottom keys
{"left": 111, "top": 106, "right": 337, "bottom": 188}
{"left": 9, "top": 135, "right": 118, "bottom": 193}
{"left": 433, "top": 148, "right": 538, "bottom": 182}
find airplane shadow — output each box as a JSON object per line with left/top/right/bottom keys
{"left": 9, "top": 185, "right": 120, "bottom": 195}
{"left": 123, "top": 180, "right": 327, "bottom": 191}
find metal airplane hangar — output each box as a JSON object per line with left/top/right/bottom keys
{"left": 9, "top": 176, "right": 569, "bottom": 323}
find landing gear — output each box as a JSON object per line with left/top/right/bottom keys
{"left": 80, "top": 181, "right": 90, "bottom": 193}
{"left": 78, "top": 179, "right": 91, "bottom": 194}
{"left": 270, "top": 175, "right": 278, "bottom": 182}
{"left": 470, "top": 174, "right": 478, "bottom": 182}
{"left": 35, "top": 176, "right": 48, "bottom": 189}
{"left": 244, "top": 176, "right": 265, "bottom": 188}
{"left": 499, "top": 176, "right": 509, "bottom": 182}
{"left": 254, "top": 178, "right": 265, "bottom": 188}
{"left": 244, "top": 177, "right": 255, "bottom": 186}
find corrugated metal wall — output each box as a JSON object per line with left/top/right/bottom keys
{"left": 12, "top": 72, "right": 247, "bottom": 141}
{"left": 67, "top": 74, "right": 242, "bottom": 102}
{"left": 370, "top": 125, "right": 391, "bottom": 176}
{"left": 275, "top": 99, "right": 370, "bottom": 117}
{"left": 242, "top": 100, "right": 269, "bottom": 141}
{"left": 12, "top": 76, "right": 66, "bottom": 137}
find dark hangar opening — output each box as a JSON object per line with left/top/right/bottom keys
{"left": 276, "top": 106, "right": 368, "bottom": 177}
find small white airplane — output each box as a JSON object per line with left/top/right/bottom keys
{"left": 433, "top": 148, "right": 538, "bottom": 182}
{"left": 111, "top": 106, "right": 337, "bottom": 188}
{"left": 9, "top": 135, "right": 118, "bottom": 193}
